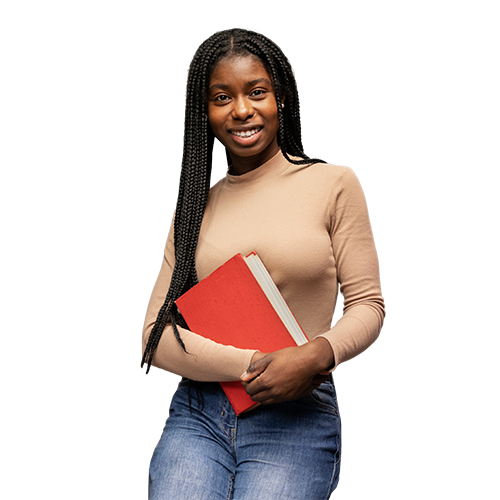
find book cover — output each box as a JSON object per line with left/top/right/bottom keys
{"left": 175, "top": 252, "right": 307, "bottom": 415}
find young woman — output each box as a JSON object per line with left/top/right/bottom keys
{"left": 142, "top": 28, "right": 385, "bottom": 499}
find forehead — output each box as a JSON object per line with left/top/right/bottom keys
{"left": 209, "top": 55, "right": 272, "bottom": 86}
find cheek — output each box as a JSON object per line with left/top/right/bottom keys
{"left": 265, "top": 104, "right": 279, "bottom": 130}
{"left": 207, "top": 113, "right": 217, "bottom": 131}
{"left": 208, "top": 116, "right": 231, "bottom": 149}
{"left": 268, "top": 112, "right": 280, "bottom": 137}
{"left": 208, "top": 114, "right": 224, "bottom": 138}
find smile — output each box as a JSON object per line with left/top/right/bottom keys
{"left": 231, "top": 128, "right": 262, "bottom": 138}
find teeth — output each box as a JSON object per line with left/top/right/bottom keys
{"left": 232, "top": 128, "right": 260, "bottom": 138}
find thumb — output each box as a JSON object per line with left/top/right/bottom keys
{"left": 240, "top": 354, "right": 271, "bottom": 382}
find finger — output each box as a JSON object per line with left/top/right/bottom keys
{"left": 296, "top": 378, "right": 324, "bottom": 399}
{"left": 245, "top": 387, "right": 280, "bottom": 405}
{"left": 241, "top": 375, "right": 267, "bottom": 397}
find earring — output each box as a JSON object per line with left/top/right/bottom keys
{"left": 281, "top": 103, "right": 285, "bottom": 108}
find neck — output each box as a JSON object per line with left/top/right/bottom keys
{"left": 228, "top": 140, "right": 281, "bottom": 176}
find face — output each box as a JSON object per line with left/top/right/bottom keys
{"left": 207, "top": 55, "right": 281, "bottom": 175}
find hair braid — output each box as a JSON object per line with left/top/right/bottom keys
{"left": 142, "top": 29, "right": 325, "bottom": 373}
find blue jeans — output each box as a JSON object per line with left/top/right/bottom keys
{"left": 149, "top": 379, "right": 341, "bottom": 499}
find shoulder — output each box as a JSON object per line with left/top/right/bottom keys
{"left": 288, "top": 160, "right": 360, "bottom": 192}
{"left": 292, "top": 161, "right": 369, "bottom": 221}
{"left": 306, "top": 161, "right": 353, "bottom": 179}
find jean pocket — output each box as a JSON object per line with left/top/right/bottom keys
{"left": 307, "top": 383, "right": 339, "bottom": 414}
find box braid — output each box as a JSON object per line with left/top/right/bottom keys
{"left": 142, "top": 29, "right": 325, "bottom": 373}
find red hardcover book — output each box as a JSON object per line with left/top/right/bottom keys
{"left": 175, "top": 252, "right": 308, "bottom": 415}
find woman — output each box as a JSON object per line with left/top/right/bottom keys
{"left": 142, "top": 28, "right": 384, "bottom": 499}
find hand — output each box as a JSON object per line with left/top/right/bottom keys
{"left": 240, "top": 338, "right": 334, "bottom": 405}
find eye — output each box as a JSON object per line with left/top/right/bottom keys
{"left": 213, "top": 94, "right": 230, "bottom": 103}
{"left": 250, "top": 89, "right": 267, "bottom": 97}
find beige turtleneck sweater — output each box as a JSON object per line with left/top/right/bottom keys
{"left": 142, "top": 151, "right": 385, "bottom": 381}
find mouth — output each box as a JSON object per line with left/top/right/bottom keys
{"left": 230, "top": 127, "right": 262, "bottom": 138}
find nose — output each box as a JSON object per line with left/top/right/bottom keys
{"left": 232, "top": 96, "right": 254, "bottom": 121}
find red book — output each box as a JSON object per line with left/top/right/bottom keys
{"left": 175, "top": 252, "right": 308, "bottom": 415}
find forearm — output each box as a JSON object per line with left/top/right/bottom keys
{"left": 318, "top": 300, "right": 384, "bottom": 369}
{"left": 143, "top": 323, "right": 256, "bottom": 381}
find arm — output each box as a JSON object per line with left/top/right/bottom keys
{"left": 318, "top": 167, "right": 385, "bottom": 368}
{"left": 241, "top": 167, "right": 384, "bottom": 403}
{"left": 142, "top": 219, "right": 256, "bottom": 382}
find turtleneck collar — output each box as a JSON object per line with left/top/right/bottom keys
{"left": 222, "top": 150, "right": 291, "bottom": 191}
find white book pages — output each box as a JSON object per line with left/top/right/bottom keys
{"left": 244, "top": 253, "right": 308, "bottom": 346}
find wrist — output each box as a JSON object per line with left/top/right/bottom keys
{"left": 250, "top": 350, "right": 267, "bottom": 364}
{"left": 307, "top": 337, "right": 335, "bottom": 373}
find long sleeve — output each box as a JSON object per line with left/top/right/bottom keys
{"left": 318, "top": 168, "right": 385, "bottom": 367}
{"left": 142, "top": 220, "right": 256, "bottom": 381}
{"left": 142, "top": 151, "right": 384, "bottom": 380}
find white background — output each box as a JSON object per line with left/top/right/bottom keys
{"left": 0, "top": 1, "right": 500, "bottom": 500}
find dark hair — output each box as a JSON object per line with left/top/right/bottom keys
{"left": 141, "top": 28, "right": 324, "bottom": 373}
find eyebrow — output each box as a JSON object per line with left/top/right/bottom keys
{"left": 208, "top": 78, "right": 272, "bottom": 93}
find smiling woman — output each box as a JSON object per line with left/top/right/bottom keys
{"left": 142, "top": 28, "right": 385, "bottom": 500}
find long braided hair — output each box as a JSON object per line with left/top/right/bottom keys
{"left": 141, "top": 28, "right": 325, "bottom": 373}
